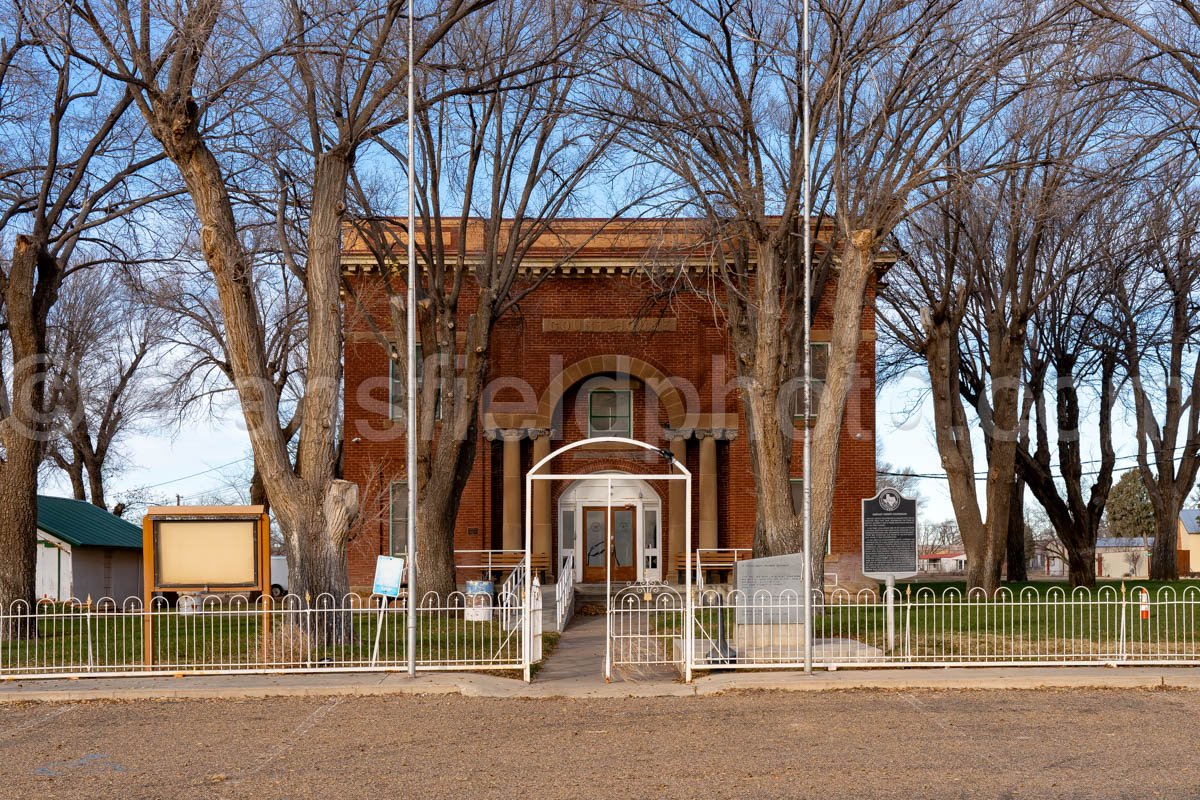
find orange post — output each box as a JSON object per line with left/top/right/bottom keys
{"left": 141, "top": 515, "right": 156, "bottom": 667}
{"left": 259, "top": 513, "right": 272, "bottom": 651}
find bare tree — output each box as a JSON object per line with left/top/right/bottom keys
{"left": 0, "top": 2, "right": 165, "bottom": 616}
{"left": 1012, "top": 207, "right": 1124, "bottom": 586}
{"left": 882, "top": 42, "right": 1135, "bottom": 590}
{"left": 1107, "top": 171, "right": 1200, "bottom": 579}
{"left": 1079, "top": 1, "right": 1200, "bottom": 580}
{"left": 920, "top": 519, "right": 962, "bottom": 553}
{"left": 1080, "top": 0, "right": 1200, "bottom": 129}
{"left": 75, "top": 0, "right": 493, "bottom": 607}
{"left": 609, "top": 0, "right": 1043, "bottom": 586}
{"left": 41, "top": 267, "right": 170, "bottom": 509}
{"left": 346, "top": 0, "right": 623, "bottom": 595}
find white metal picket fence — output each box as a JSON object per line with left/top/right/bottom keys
{"left": 0, "top": 590, "right": 529, "bottom": 680}
{"left": 607, "top": 584, "right": 1200, "bottom": 677}
{"left": 10, "top": 582, "right": 1200, "bottom": 682}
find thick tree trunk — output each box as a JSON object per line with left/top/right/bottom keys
{"left": 65, "top": 455, "right": 87, "bottom": 501}
{"left": 278, "top": 152, "right": 353, "bottom": 605}
{"left": 0, "top": 443, "right": 40, "bottom": 629}
{"left": 1150, "top": 507, "right": 1180, "bottom": 580}
{"left": 1006, "top": 479, "right": 1027, "bottom": 582}
{"left": 1066, "top": 541, "right": 1096, "bottom": 587}
{"left": 969, "top": 326, "right": 1025, "bottom": 595}
{"left": 86, "top": 460, "right": 106, "bottom": 510}
{"left": 735, "top": 243, "right": 800, "bottom": 559}
{"left": 413, "top": 310, "right": 493, "bottom": 598}
{"left": 275, "top": 481, "right": 356, "bottom": 603}
{"left": 924, "top": 310, "right": 996, "bottom": 595}
{"left": 808, "top": 233, "right": 878, "bottom": 582}
{"left": 146, "top": 101, "right": 356, "bottom": 619}
{"left": 744, "top": 388, "right": 800, "bottom": 558}
{"left": 0, "top": 235, "right": 59, "bottom": 631}
{"left": 416, "top": 496, "right": 459, "bottom": 599}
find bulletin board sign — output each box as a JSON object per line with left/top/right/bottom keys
{"left": 143, "top": 505, "right": 270, "bottom": 593}
{"left": 141, "top": 505, "right": 272, "bottom": 668}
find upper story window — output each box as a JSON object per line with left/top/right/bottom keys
{"left": 793, "top": 342, "right": 829, "bottom": 419}
{"left": 588, "top": 389, "right": 632, "bottom": 437}
{"left": 390, "top": 343, "right": 440, "bottom": 420}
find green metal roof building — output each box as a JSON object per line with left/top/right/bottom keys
{"left": 36, "top": 496, "right": 143, "bottom": 601}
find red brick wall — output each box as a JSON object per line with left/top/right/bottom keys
{"left": 341, "top": 270, "right": 877, "bottom": 588}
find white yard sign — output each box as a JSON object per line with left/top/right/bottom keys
{"left": 372, "top": 555, "right": 406, "bottom": 598}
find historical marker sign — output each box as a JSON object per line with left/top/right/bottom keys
{"left": 861, "top": 487, "right": 918, "bottom": 580}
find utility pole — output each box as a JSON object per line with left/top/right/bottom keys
{"left": 405, "top": 0, "right": 418, "bottom": 680}
{"left": 801, "top": 0, "right": 814, "bottom": 676}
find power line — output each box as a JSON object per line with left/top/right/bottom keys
{"left": 880, "top": 441, "right": 1200, "bottom": 482}
{"left": 131, "top": 455, "right": 252, "bottom": 491}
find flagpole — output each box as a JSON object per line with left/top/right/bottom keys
{"left": 801, "top": 0, "right": 814, "bottom": 676}
{"left": 405, "top": 0, "right": 418, "bottom": 680}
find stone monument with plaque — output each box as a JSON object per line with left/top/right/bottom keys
{"left": 731, "top": 552, "right": 806, "bottom": 659}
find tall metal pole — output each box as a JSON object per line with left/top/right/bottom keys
{"left": 604, "top": 477, "right": 613, "bottom": 681}
{"left": 801, "top": 0, "right": 814, "bottom": 676}
{"left": 405, "top": 0, "right": 418, "bottom": 679}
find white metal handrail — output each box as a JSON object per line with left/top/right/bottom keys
{"left": 556, "top": 552, "right": 575, "bottom": 631}
{"left": 498, "top": 556, "right": 527, "bottom": 631}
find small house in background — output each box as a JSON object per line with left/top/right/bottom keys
{"left": 919, "top": 551, "right": 966, "bottom": 574}
{"left": 1177, "top": 511, "right": 1200, "bottom": 575}
{"left": 35, "top": 496, "right": 143, "bottom": 602}
{"left": 1026, "top": 540, "right": 1066, "bottom": 577}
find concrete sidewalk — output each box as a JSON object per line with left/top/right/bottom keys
{"left": 2, "top": 665, "right": 1199, "bottom": 703}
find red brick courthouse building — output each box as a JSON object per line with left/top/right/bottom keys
{"left": 341, "top": 220, "right": 878, "bottom": 591}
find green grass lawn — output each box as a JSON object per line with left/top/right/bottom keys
{"left": 0, "top": 605, "right": 529, "bottom": 674}
{"left": 673, "top": 581, "right": 1200, "bottom": 661}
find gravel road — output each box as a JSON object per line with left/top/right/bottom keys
{"left": 1, "top": 688, "right": 1195, "bottom": 799}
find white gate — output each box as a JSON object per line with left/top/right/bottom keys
{"left": 606, "top": 582, "right": 685, "bottom": 680}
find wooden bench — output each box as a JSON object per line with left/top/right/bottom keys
{"left": 457, "top": 552, "right": 553, "bottom": 583}
{"left": 670, "top": 549, "right": 752, "bottom": 584}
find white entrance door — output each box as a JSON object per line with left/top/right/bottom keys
{"left": 557, "top": 473, "right": 662, "bottom": 583}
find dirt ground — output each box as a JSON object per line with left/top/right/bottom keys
{"left": 1, "top": 688, "right": 1196, "bottom": 799}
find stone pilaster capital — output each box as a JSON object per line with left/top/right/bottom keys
{"left": 694, "top": 427, "right": 738, "bottom": 441}
{"left": 485, "top": 426, "right": 555, "bottom": 442}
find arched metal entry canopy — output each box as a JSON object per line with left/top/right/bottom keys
{"left": 524, "top": 436, "right": 693, "bottom": 681}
